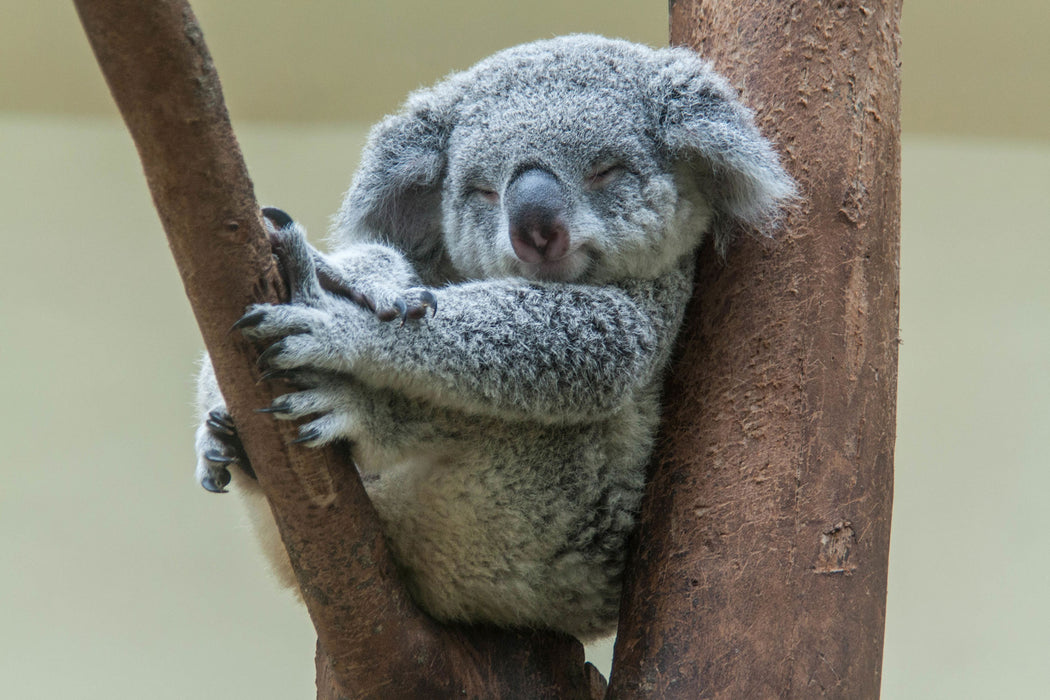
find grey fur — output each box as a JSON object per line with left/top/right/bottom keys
{"left": 194, "top": 35, "right": 794, "bottom": 640}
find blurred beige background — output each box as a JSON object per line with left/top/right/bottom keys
{"left": 1, "top": 1, "right": 1047, "bottom": 698}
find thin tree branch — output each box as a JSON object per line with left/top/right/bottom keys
{"left": 609, "top": 1, "right": 901, "bottom": 697}
{"left": 73, "top": 1, "right": 599, "bottom": 697}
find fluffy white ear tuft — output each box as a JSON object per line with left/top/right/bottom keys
{"left": 651, "top": 47, "right": 797, "bottom": 254}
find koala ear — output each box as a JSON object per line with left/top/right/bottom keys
{"left": 332, "top": 83, "right": 462, "bottom": 266}
{"left": 651, "top": 48, "right": 797, "bottom": 253}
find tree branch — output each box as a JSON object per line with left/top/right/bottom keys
{"left": 609, "top": 1, "right": 901, "bottom": 697}
{"left": 73, "top": 1, "right": 598, "bottom": 697}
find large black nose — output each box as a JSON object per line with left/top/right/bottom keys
{"left": 505, "top": 168, "right": 570, "bottom": 264}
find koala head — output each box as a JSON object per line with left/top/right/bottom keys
{"left": 334, "top": 35, "right": 795, "bottom": 285}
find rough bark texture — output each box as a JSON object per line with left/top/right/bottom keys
{"left": 608, "top": 2, "right": 901, "bottom": 698}
{"left": 73, "top": 1, "right": 598, "bottom": 697}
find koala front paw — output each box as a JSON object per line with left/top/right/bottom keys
{"left": 235, "top": 219, "right": 438, "bottom": 376}
{"left": 194, "top": 408, "right": 254, "bottom": 493}
{"left": 234, "top": 302, "right": 339, "bottom": 375}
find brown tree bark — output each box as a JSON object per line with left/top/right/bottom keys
{"left": 73, "top": 1, "right": 600, "bottom": 697}
{"left": 608, "top": 1, "right": 901, "bottom": 698}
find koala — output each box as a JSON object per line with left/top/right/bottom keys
{"left": 194, "top": 35, "right": 794, "bottom": 641}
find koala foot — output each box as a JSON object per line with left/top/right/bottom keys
{"left": 195, "top": 408, "right": 255, "bottom": 493}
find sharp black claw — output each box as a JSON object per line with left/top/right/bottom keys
{"left": 232, "top": 309, "right": 267, "bottom": 331}
{"left": 393, "top": 298, "right": 409, "bottom": 326}
{"left": 419, "top": 289, "right": 438, "bottom": 316}
{"left": 204, "top": 449, "right": 236, "bottom": 465}
{"left": 206, "top": 418, "right": 237, "bottom": 437}
{"left": 256, "top": 402, "right": 292, "bottom": 414}
{"left": 206, "top": 410, "right": 237, "bottom": 436}
{"left": 201, "top": 470, "right": 231, "bottom": 493}
{"left": 207, "top": 409, "right": 234, "bottom": 428}
{"left": 257, "top": 368, "right": 295, "bottom": 383}
{"left": 257, "top": 341, "right": 285, "bottom": 368}
{"left": 293, "top": 427, "right": 322, "bottom": 444}
{"left": 261, "top": 207, "right": 294, "bottom": 229}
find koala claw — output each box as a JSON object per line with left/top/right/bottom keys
{"left": 206, "top": 409, "right": 237, "bottom": 437}
{"left": 256, "top": 339, "right": 288, "bottom": 369}
{"left": 200, "top": 449, "right": 234, "bottom": 493}
{"left": 204, "top": 449, "right": 236, "bottom": 466}
{"left": 197, "top": 408, "right": 256, "bottom": 493}
{"left": 378, "top": 289, "right": 439, "bottom": 325}
{"left": 261, "top": 206, "right": 294, "bottom": 230}
{"left": 231, "top": 308, "right": 268, "bottom": 331}
{"left": 200, "top": 472, "right": 231, "bottom": 494}
{"left": 255, "top": 401, "right": 293, "bottom": 415}
{"left": 418, "top": 289, "right": 439, "bottom": 316}
{"left": 293, "top": 426, "right": 323, "bottom": 445}
{"left": 258, "top": 368, "right": 307, "bottom": 385}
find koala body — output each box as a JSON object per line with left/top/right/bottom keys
{"left": 195, "top": 35, "right": 794, "bottom": 640}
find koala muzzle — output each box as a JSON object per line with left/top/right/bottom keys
{"left": 506, "top": 168, "right": 571, "bottom": 264}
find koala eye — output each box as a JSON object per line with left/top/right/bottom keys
{"left": 468, "top": 186, "right": 500, "bottom": 204}
{"left": 586, "top": 163, "right": 626, "bottom": 190}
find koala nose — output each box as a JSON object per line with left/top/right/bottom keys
{"left": 505, "top": 168, "right": 571, "bottom": 264}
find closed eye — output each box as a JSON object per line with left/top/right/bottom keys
{"left": 469, "top": 186, "right": 500, "bottom": 204}
{"left": 586, "top": 163, "right": 626, "bottom": 189}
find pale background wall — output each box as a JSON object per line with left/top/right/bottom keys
{"left": 0, "top": 2, "right": 1047, "bottom": 698}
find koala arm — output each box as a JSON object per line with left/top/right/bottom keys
{"left": 239, "top": 229, "right": 692, "bottom": 423}
{"left": 348, "top": 274, "right": 682, "bottom": 421}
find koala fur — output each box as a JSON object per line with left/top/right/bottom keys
{"left": 194, "top": 35, "right": 794, "bottom": 641}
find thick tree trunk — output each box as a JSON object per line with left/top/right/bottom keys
{"left": 73, "top": 1, "right": 599, "bottom": 697}
{"left": 609, "top": 1, "right": 901, "bottom": 698}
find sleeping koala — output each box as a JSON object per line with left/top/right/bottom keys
{"left": 194, "top": 35, "right": 794, "bottom": 641}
